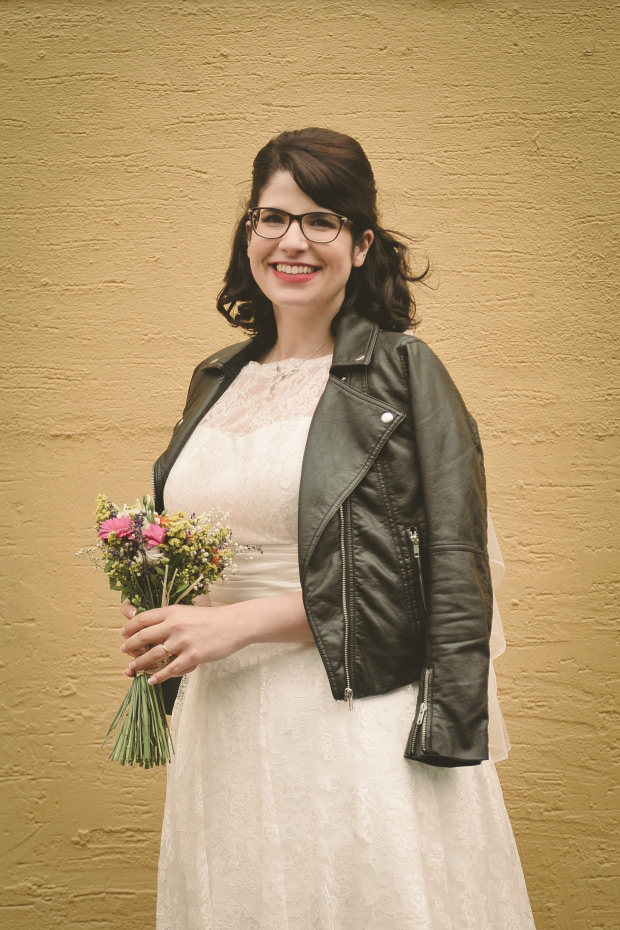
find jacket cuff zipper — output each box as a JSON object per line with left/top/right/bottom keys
{"left": 407, "top": 525, "right": 431, "bottom": 754}
{"left": 409, "top": 666, "right": 432, "bottom": 754}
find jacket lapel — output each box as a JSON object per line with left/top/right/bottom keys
{"left": 297, "top": 307, "right": 405, "bottom": 580}
{"left": 298, "top": 377, "right": 405, "bottom": 580}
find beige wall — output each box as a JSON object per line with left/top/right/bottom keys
{"left": 2, "top": 1, "right": 618, "bottom": 927}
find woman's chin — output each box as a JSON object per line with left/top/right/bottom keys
{"left": 261, "top": 282, "right": 346, "bottom": 317}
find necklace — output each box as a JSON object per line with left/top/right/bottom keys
{"left": 266, "top": 337, "right": 331, "bottom": 397}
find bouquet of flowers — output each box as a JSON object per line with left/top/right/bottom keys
{"left": 78, "top": 493, "right": 248, "bottom": 768}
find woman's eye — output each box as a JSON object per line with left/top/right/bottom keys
{"left": 309, "top": 214, "right": 339, "bottom": 229}
{"left": 261, "top": 212, "right": 287, "bottom": 224}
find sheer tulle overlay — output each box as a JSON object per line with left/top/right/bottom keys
{"left": 158, "top": 355, "right": 535, "bottom": 930}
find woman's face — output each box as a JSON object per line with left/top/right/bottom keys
{"left": 246, "top": 170, "right": 373, "bottom": 321}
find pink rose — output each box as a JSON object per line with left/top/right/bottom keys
{"left": 98, "top": 515, "right": 135, "bottom": 540}
{"left": 143, "top": 523, "right": 167, "bottom": 548}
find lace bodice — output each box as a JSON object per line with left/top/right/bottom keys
{"left": 163, "top": 354, "right": 333, "bottom": 546}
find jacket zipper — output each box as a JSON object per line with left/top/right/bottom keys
{"left": 407, "top": 526, "right": 431, "bottom": 755}
{"left": 406, "top": 526, "right": 427, "bottom": 616}
{"left": 339, "top": 502, "right": 354, "bottom": 709}
{"left": 409, "top": 666, "right": 431, "bottom": 754}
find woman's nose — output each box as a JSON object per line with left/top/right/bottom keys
{"left": 279, "top": 219, "right": 308, "bottom": 250}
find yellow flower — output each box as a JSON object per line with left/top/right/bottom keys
{"left": 94, "top": 493, "right": 112, "bottom": 526}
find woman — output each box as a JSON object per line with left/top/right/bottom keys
{"left": 119, "top": 128, "right": 536, "bottom": 928}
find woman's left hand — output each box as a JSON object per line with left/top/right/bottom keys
{"left": 120, "top": 598, "right": 248, "bottom": 685}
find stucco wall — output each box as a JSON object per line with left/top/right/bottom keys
{"left": 2, "top": 1, "right": 618, "bottom": 928}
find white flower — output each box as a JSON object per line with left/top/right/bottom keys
{"left": 144, "top": 546, "right": 164, "bottom": 563}
{"left": 117, "top": 505, "right": 139, "bottom": 518}
{"left": 133, "top": 547, "right": 164, "bottom": 565}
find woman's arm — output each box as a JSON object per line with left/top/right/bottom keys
{"left": 119, "top": 592, "right": 314, "bottom": 685}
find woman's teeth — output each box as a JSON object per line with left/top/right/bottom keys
{"left": 274, "top": 264, "right": 317, "bottom": 275}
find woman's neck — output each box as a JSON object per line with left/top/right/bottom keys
{"left": 263, "top": 338, "right": 333, "bottom": 364}
{"left": 264, "top": 307, "right": 338, "bottom": 363}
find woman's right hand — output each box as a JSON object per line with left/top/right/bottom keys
{"left": 119, "top": 593, "right": 213, "bottom": 667}
{"left": 119, "top": 600, "right": 166, "bottom": 671}
{"left": 119, "top": 597, "right": 252, "bottom": 683}
{"left": 117, "top": 590, "right": 313, "bottom": 684}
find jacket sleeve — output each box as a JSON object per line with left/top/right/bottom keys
{"left": 403, "top": 339, "right": 493, "bottom": 767}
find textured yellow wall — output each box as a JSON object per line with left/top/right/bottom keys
{"left": 2, "top": 1, "right": 618, "bottom": 927}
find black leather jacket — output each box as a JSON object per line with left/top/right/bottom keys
{"left": 153, "top": 305, "right": 493, "bottom": 767}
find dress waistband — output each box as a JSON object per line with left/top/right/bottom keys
{"left": 209, "top": 542, "right": 301, "bottom": 605}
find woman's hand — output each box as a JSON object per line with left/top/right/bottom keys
{"left": 119, "top": 590, "right": 314, "bottom": 685}
{"left": 119, "top": 595, "right": 247, "bottom": 685}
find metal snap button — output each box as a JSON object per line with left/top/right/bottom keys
{"left": 381, "top": 411, "right": 394, "bottom": 423}
{"left": 354, "top": 354, "right": 364, "bottom": 361}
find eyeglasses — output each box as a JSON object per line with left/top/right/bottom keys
{"left": 247, "top": 207, "right": 350, "bottom": 243}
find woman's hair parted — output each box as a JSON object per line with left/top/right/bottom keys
{"left": 216, "top": 127, "right": 430, "bottom": 347}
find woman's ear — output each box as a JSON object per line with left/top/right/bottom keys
{"left": 245, "top": 220, "right": 252, "bottom": 254}
{"left": 352, "top": 229, "right": 374, "bottom": 267}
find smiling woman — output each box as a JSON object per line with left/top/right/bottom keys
{"left": 243, "top": 169, "right": 374, "bottom": 352}
{"left": 215, "top": 127, "right": 428, "bottom": 359}
{"left": 128, "top": 127, "right": 536, "bottom": 930}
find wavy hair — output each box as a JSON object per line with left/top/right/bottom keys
{"left": 216, "top": 128, "right": 429, "bottom": 348}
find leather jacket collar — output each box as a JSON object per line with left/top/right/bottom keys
{"left": 193, "top": 303, "right": 380, "bottom": 377}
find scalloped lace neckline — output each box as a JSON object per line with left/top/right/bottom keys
{"left": 245, "top": 353, "right": 333, "bottom": 375}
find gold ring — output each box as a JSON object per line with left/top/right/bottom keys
{"left": 161, "top": 643, "right": 173, "bottom": 662}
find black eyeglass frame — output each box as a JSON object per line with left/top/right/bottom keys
{"left": 247, "top": 207, "right": 351, "bottom": 243}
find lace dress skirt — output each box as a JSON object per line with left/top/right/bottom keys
{"left": 156, "top": 354, "right": 536, "bottom": 929}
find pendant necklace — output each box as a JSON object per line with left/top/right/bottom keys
{"left": 266, "top": 337, "right": 331, "bottom": 398}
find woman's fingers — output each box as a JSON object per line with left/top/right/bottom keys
{"left": 121, "top": 641, "right": 155, "bottom": 659}
{"left": 120, "top": 606, "right": 184, "bottom": 669}
{"left": 120, "top": 599, "right": 137, "bottom": 622}
{"left": 125, "top": 641, "right": 185, "bottom": 680}
{"left": 124, "top": 646, "right": 170, "bottom": 678}
{"left": 121, "top": 609, "right": 169, "bottom": 659}
{"left": 121, "top": 623, "right": 167, "bottom": 657}
{"left": 147, "top": 656, "right": 197, "bottom": 686}
{"left": 125, "top": 644, "right": 171, "bottom": 677}
{"left": 121, "top": 606, "right": 167, "bottom": 639}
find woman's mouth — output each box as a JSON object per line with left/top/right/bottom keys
{"left": 270, "top": 263, "right": 320, "bottom": 283}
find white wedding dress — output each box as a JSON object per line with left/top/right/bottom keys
{"left": 157, "top": 353, "right": 536, "bottom": 930}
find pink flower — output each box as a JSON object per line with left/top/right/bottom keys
{"left": 98, "top": 515, "right": 135, "bottom": 540}
{"left": 143, "top": 523, "right": 167, "bottom": 548}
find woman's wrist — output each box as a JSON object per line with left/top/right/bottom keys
{"left": 233, "top": 591, "right": 314, "bottom": 649}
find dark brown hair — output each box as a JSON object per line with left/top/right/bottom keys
{"left": 216, "top": 128, "right": 429, "bottom": 348}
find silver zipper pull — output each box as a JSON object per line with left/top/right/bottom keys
{"left": 407, "top": 527, "right": 420, "bottom": 558}
{"left": 409, "top": 699, "right": 428, "bottom": 754}
{"left": 344, "top": 687, "right": 354, "bottom": 710}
